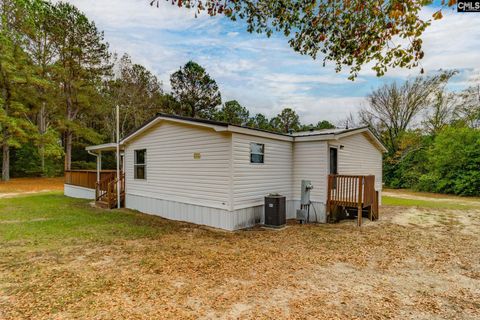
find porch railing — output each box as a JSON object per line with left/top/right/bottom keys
{"left": 95, "top": 172, "right": 125, "bottom": 209}
{"left": 327, "top": 174, "right": 379, "bottom": 226}
{"left": 64, "top": 170, "right": 118, "bottom": 189}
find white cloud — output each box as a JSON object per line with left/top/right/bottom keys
{"left": 64, "top": 0, "right": 217, "bottom": 29}
{"left": 263, "top": 73, "right": 366, "bottom": 85}
{"left": 63, "top": 1, "right": 480, "bottom": 124}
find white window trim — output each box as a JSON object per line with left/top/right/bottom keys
{"left": 134, "top": 149, "right": 147, "bottom": 180}
{"left": 250, "top": 142, "right": 265, "bottom": 164}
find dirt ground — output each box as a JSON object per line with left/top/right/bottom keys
{"left": 0, "top": 177, "right": 63, "bottom": 196}
{"left": 0, "top": 187, "right": 479, "bottom": 319}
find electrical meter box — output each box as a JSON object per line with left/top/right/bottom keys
{"left": 301, "top": 180, "right": 314, "bottom": 205}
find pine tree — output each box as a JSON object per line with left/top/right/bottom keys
{"left": 0, "top": 0, "right": 36, "bottom": 180}
{"left": 270, "top": 108, "right": 300, "bottom": 133}
{"left": 49, "top": 2, "right": 112, "bottom": 170}
{"left": 22, "top": 0, "right": 63, "bottom": 175}
{"left": 170, "top": 61, "right": 221, "bottom": 119}
{"left": 215, "top": 100, "right": 249, "bottom": 125}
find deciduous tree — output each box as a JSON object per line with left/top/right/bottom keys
{"left": 151, "top": 0, "right": 456, "bottom": 79}
{"left": 418, "top": 126, "right": 480, "bottom": 196}
{"left": 456, "top": 79, "right": 480, "bottom": 128}
{"left": 359, "top": 71, "right": 455, "bottom": 154}
{"left": 423, "top": 90, "right": 456, "bottom": 134}
{"left": 105, "top": 53, "right": 165, "bottom": 139}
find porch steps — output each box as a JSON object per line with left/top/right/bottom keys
{"left": 95, "top": 200, "right": 111, "bottom": 209}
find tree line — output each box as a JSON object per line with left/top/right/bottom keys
{"left": 358, "top": 71, "right": 480, "bottom": 196}
{"left": 2, "top": 0, "right": 479, "bottom": 197}
{"left": 0, "top": 0, "right": 333, "bottom": 180}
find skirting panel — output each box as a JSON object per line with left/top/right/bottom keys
{"left": 126, "top": 193, "right": 327, "bottom": 231}
{"left": 126, "top": 193, "right": 239, "bottom": 231}
{"left": 64, "top": 184, "right": 95, "bottom": 200}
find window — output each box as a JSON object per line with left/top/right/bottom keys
{"left": 134, "top": 149, "right": 146, "bottom": 179}
{"left": 329, "top": 147, "right": 338, "bottom": 174}
{"left": 250, "top": 143, "right": 265, "bottom": 163}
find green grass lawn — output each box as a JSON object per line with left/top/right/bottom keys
{"left": 0, "top": 192, "right": 178, "bottom": 249}
{"left": 382, "top": 195, "right": 480, "bottom": 210}
{"left": 1, "top": 191, "right": 479, "bottom": 319}
{"left": 1, "top": 192, "right": 476, "bottom": 250}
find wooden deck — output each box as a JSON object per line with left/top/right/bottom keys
{"left": 326, "top": 174, "right": 379, "bottom": 226}
{"left": 64, "top": 170, "right": 125, "bottom": 209}
{"left": 65, "top": 170, "right": 117, "bottom": 189}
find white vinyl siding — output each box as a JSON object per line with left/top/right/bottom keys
{"left": 124, "top": 121, "right": 231, "bottom": 210}
{"left": 335, "top": 132, "right": 383, "bottom": 191}
{"left": 232, "top": 133, "right": 293, "bottom": 210}
{"left": 292, "top": 141, "right": 329, "bottom": 203}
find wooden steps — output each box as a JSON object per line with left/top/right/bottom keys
{"left": 94, "top": 172, "right": 125, "bottom": 209}
{"left": 95, "top": 200, "right": 110, "bottom": 209}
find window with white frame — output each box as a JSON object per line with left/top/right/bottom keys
{"left": 250, "top": 142, "right": 264, "bottom": 164}
{"left": 134, "top": 149, "right": 146, "bottom": 179}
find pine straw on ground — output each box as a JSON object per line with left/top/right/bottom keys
{"left": 1, "top": 199, "right": 479, "bottom": 319}
{"left": 0, "top": 177, "right": 64, "bottom": 194}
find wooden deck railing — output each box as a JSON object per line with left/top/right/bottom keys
{"left": 95, "top": 172, "right": 116, "bottom": 202}
{"left": 95, "top": 173, "right": 125, "bottom": 209}
{"left": 327, "top": 174, "right": 379, "bottom": 226}
{"left": 64, "top": 170, "right": 118, "bottom": 189}
{"left": 65, "top": 170, "right": 125, "bottom": 209}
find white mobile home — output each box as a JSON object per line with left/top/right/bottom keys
{"left": 65, "top": 113, "right": 386, "bottom": 230}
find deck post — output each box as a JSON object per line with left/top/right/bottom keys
{"left": 326, "top": 175, "right": 332, "bottom": 222}
{"left": 357, "top": 176, "right": 363, "bottom": 227}
{"left": 96, "top": 151, "right": 102, "bottom": 184}
{"left": 116, "top": 105, "right": 121, "bottom": 209}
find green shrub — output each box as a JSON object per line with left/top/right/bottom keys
{"left": 418, "top": 126, "right": 480, "bottom": 196}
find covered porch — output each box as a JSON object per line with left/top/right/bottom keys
{"left": 64, "top": 143, "right": 125, "bottom": 209}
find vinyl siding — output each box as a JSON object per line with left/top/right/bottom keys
{"left": 292, "top": 141, "right": 329, "bottom": 203}
{"left": 334, "top": 132, "right": 383, "bottom": 190}
{"left": 232, "top": 133, "right": 293, "bottom": 210}
{"left": 124, "top": 121, "right": 231, "bottom": 210}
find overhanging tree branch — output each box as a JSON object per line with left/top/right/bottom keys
{"left": 148, "top": 0, "right": 455, "bottom": 79}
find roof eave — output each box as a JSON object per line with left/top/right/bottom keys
{"left": 120, "top": 116, "right": 228, "bottom": 145}
{"left": 292, "top": 127, "right": 387, "bottom": 153}
{"left": 85, "top": 143, "right": 123, "bottom": 153}
{"left": 227, "top": 126, "right": 293, "bottom": 141}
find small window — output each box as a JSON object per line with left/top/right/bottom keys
{"left": 250, "top": 143, "right": 264, "bottom": 163}
{"left": 134, "top": 149, "right": 146, "bottom": 179}
{"left": 329, "top": 147, "right": 338, "bottom": 175}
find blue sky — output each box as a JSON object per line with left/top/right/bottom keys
{"left": 67, "top": 0, "right": 480, "bottom": 124}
